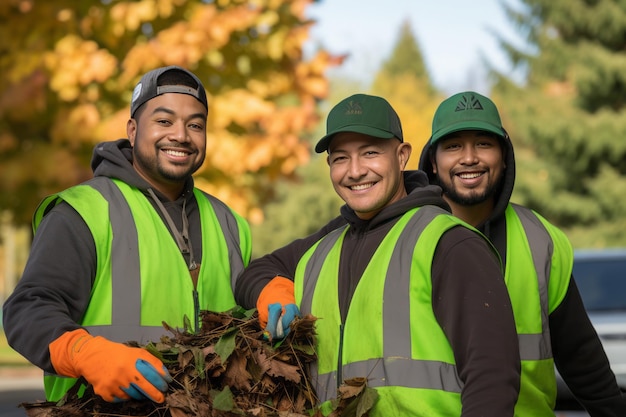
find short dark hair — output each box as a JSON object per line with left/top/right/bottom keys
{"left": 157, "top": 69, "right": 200, "bottom": 90}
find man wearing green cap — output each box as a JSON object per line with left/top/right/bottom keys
{"left": 236, "top": 93, "right": 522, "bottom": 416}
{"left": 418, "top": 91, "right": 626, "bottom": 416}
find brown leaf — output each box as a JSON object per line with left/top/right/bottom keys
{"left": 266, "top": 356, "right": 302, "bottom": 384}
{"left": 223, "top": 350, "right": 253, "bottom": 391}
{"left": 179, "top": 348, "right": 195, "bottom": 369}
{"left": 21, "top": 309, "right": 321, "bottom": 416}
{"left": 337, "top": 377, "right": 367, "bottom": 399}
{"left": 251, "top": 348, "right": 272, "bottom": 377}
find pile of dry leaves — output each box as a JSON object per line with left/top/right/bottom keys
{"left": 21, "top": 307, "right": 377, "bottom": 417}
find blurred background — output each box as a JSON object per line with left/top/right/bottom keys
{"left": 0, "top": 0, "right": 625, "bottom": 398}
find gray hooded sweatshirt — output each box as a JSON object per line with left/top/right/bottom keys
{"left": 3, "top": 139, "right": 204, "bottom": 373}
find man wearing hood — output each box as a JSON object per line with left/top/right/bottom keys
{"left": 236, "top": 93, "right": 521, "bottom": 416}
{"left": 3, "top": 66, "right": 251, "bottom": 403}
{"left": 418, "top": 91, "right": 626, "bottom": 416}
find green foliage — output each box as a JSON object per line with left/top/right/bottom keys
{"left": 211, "top": 386, "right": 237, "bottom": 412}
{"left": 215, "top": 327, "right": 238, "bottom": 364}
{"left": 251, "top": 155, "right": 343, "bottom": 258}
{"left": 493, "top": 0, "right": 626, "bottom": 248}
{"left": 370, "top": 20, "right": 442, "bottom": 168}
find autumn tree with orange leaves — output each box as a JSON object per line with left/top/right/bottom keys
{"left": 0, "top": 0, "right": 343, "bottom": 226}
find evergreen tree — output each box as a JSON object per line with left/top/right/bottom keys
{"left": 492, "top": 0, "right": 626, "bottom": 247}
{"left": 370, "top": 20, "right": 442, "bottom": 168}
{"left": 375, "top": 20, "right": 433, "bottom": 88}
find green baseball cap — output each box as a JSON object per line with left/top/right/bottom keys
{"left": 430, "top": 91, "right": 504, "bottom": 144}
{"left": 315, "top": 94, "right": 403, "bottom": 153}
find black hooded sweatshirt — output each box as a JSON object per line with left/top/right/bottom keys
{"left": 235, "top": 170, "right": 522, "bottom": 417}
{"left": 418, "top": 132, "right": 626, "bottom": 415}
{"left": 3, "top": 139, "right": 205, "bottom": 373}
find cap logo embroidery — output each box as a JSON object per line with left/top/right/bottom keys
{"left": 345, "top": 100, "right": 362, "bottom": 115}
{"left": 131, "top": 83, "right": 142, "bottom": 105}
{"left": 455, "top": 95, "right": 484, "bottom": 112}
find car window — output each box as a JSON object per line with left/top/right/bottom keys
{"left": 574, "top": 257, "right": 626, "bottom": 312}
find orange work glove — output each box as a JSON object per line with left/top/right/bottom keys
{"left": 49, "top": 329, "right": 172, "bottom": 403}
{"left": 256, "top": 276, "right": 300, "bottom": 340}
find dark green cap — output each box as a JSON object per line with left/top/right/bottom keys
{"left": 430, "top": 91, "right": 504, "bottom": 144}
{"left": 315, "top": 94, "right": 403, "bottom": 153}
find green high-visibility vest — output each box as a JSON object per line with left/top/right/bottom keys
{"left": 504, "top": 203, "right": 572, "bottom": 416}
{"left": 35, "top": 177, "right": 251, "bottom": 401}
{"left": 295, "top": 205, "right": 496, "bottom": 416}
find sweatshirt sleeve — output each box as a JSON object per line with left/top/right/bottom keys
{"left": 2, "top": 202, "right": 95, "bottom": 373}
{"left": 550, "top": 278, "right": 626, "bottom": 415}
{"left": 431, "top": 226, "right": 521, "bottom": 417}
{"left": 234, "top": 216, "right": 346, "bottom": 309}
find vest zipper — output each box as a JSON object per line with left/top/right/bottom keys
{"left": 336, "top": 323, "right": 344, "bottom": 390}
{"left": 193, "top": 289, "right": 200, "bottom": 334}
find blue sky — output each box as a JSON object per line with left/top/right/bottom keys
{"left": 305, "top": 0, "right": 527, "bottom": 95}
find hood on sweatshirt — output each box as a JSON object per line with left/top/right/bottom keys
{"left": 90, "top": 138, "right": 194, "bottom": 200}
{"left": 417, "top": 92, "right": 516, "bottom": 232}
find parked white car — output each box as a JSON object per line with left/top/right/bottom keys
{"left": 556, "top": 248, "right": 626, "bottom": 412}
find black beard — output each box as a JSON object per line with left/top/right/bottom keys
{"left": 442, "top": 184, "right": 493, "bottom": 206}
{"left": 437, "top": 173, "right": 503, "bottom": 207}
{"left": 134, "top": 147, "right": 197, "bottom": 182}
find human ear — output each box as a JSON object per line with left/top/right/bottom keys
{"left": 430, "top": 149, "right": 438, "bottom": 174}
{"left": 398, "top": 142, "right": 412, "bottom": 169}
{"left": 127, "top": 119, "right": 137, "bottom": 146}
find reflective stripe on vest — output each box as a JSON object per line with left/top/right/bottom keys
{"left": 510, "top": 204, "right": 552, "bottom": 361}
{"left": 90, "top": 177, "right": 145, "bottom": 338}
{"left": 80, "top": 178, "right": 245, "bottom": 339}
{"left": 300, "top": 206, "right": 465, "bottom": 402}
{"left": 506, "top": 204, "right": 573, "bottom": 415}
{"left": 37, "top": 177, "right": 247, "bottom": 401}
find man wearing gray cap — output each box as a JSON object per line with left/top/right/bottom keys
{"left": 236, "top": 93, "right": 521, "bottom": 416}
{"left": 3, "top": 66, "right": 251, "bottom": 403}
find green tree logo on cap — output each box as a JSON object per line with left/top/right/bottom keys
{"left": 315, "top": 94, "right": 403, "bottom": 153}
{"left": 455, "top": 94, "right": 485, "bottom": 111}
{"left": 430, "top": 91, "right": 504, "bottom": 144}
{"left": 345, "top": 100, "right": 363, "bottom": 115}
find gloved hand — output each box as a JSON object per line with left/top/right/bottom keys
{"left": 266, "top": 303, "right": 300, "bottom": 339}
{"left": 49, "top": 328, "right": 172, "bottom": 403}
{"left": 257, "top": 276, "right": 300, "bottom": 340}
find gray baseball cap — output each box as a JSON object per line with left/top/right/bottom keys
{"left": 130, "top": 66, "right": 208, "bottom": 117}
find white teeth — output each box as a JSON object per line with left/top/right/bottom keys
{"left": 351, "top": 183, "right": 373, "bottom": 191}
{"left": 459, "top": 172, "right": 482, "bottom": 179}
{"left": 164, "top": 150, "right": 187, "bottom": 157}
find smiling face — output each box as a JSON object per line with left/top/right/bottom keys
{"left": 127, "top": 92, "right": 207, "bottom": 200}
{"left": 327, "top": 132, "right": 411, "bottom": 220}
{"left": 431, "top": 130, "right": 505, "bottom": 222}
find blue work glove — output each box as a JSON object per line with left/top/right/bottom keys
{"left": 120, "top": 359, "right": 172, "bottom": 402}
{"left": 256, "top": 276, "right": 300, "bottom": 341}
{"left": 265, "top": 302, "right": 300, "bottom": 340}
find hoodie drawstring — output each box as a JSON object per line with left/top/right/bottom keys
{"left": 147, "top": 188, "right": 198, "bottom": 272}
